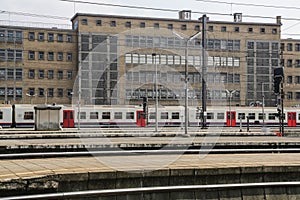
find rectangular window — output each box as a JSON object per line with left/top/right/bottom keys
{"left": 7, "top": 69, "right": 13, "bottom": 79}
{"left": 80, "top": 112, "right": 86, "bottom": 119}
{"left": 125, "top": 21, "right": 131, "bottom": 28}
{"left": 181, "top": 24, "right": 187, "bottom": 30}
{"left": 140, "top": 22, "right": 146, "bottom": 28}
{"left": 268, "top": 113, "right": 277, "bottom": 120}
{"left": 217, "top": 113, "right": 225, "bottom": 119}
{"left": 90, "top": 112, "right": 99, "bottom": 119}
{"left": 67, "top": 35, "right": 72, "bottom": 42}
{"left": 0, "top": 111, "right": 2, "bottom": 119}
{"left": 38, "top": 33, "right": 44, "bottom": 41}
{"left": 57, "top": 88, "right": 63, "bottom": 97}
{"left": 67, "top": 89, "right": 72, "bottom": 98}
{"left": 154, "top": 23, "right": 159, "bottom": 29}
{"left": 296, "top": 44, "right": 300, "bottom": 51}
{"left": 234, "top": 27, "right": 240, "bottom": 32}
{"left": 58, "top": 70, "right": 63, "bottom": 79}
{"left": 114, "top": 112, "right": 123, "bottom": 119}
{"left": 102, "top": 112, "right": 111, "bottom": 119}
{"left": 208, "top": 26, "right": 213, "bottom": 31}
{"left": 57, "top": 52, "right": 63, "bottom": 61}
{"left": 195, "top": 25, "right": 200, "bottom": 31}
{"left": 48, "top": 70, "right": 54, "bottom": 79}
{"left": 48, "top": 52, "right": 54, "bottom": 61}
{"left": 38, "top": 70, "right": 44, "bottom": 79}
{"left": 67, "top": 70, "right": 72, "bottom": 79}
{"left": 172, "top": 112, "right": 180, "bottom": 119}
{"left": 110, "top": 21, "right": 116, "bottom": 27}
{"left": 272, "top": 28, "right": 277, "bottom": 34}
{"left": 28, "top": 88, "right": 35, "bottom": 96}
{"left": 67, "top": 53, "right": 72, "bottom": 61}
{"left": 16, "top": 69, "right": 22, "bottom": 80}
{"left": 96, "top": 20, "right": 102, "bottom": 26}
{"left": 28, "top": 51, "right": 35, "bottom": 60}
{"left": 57, "top": 34, "right": 63, "bottom": 42}
{"left": 24, "top": 112, "right": 34, "bottom": 120}
{"left": 221, "top": 26, "right": 227, "bottom": 32}
{"left": 260, "top": 28, "right": 266, "bottom": 34}
{"left": 48, "top": 88, "right": 54, "bottom": 97}
{"left": 126, "top": 112, "right": 134, "bottom": 119}
{"left": 287, "top": 43, "right": 293, "bottom": 51}
{"left": 48, "top": 33, "right": 54, "bottom": 42}
{"left": 168, "top": 24, "right": 173, "bottom": 30}
{"left": 248, "top": 113, "right": 255, "bottom": 120}
{"left": 38, "top": 88, "right": 44, "bottom": 96}
{"left": 28, "top": 69, "right": 35, "bottom": 79}
{"left": 238, "top": 113, "right": 245, "bottom": 120}
{"left": 248, "top": 27, "right": 253, "bottom": 33}
{"left": 287, "top": 59, "right": 293, "bottom": 67}
{"left": 161, "top": 112, "right": 168, "bottom": 119}
{"left": 81, "top": 19, "right": 88, "bottom": 25}
{"left": 287, "top": 76, "right": 293, "bottom": 84}
{"left": 207, "top": 113, "right": 214, "bottom": 119}
{"left": 29, "top": 32, "right": 35, "bottom": 41}
{"left": 38, "top": 51, "right": 44, "bottom": 60}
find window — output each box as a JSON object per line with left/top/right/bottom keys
{"left": 172, "top": 112, "right": 180, "bottom": 119}
{"left": 28, "top": 69, "right": 35, "bottom": 79}
{"left": 110, "top": 20, "right": 116, "bottom": 27}
{"left": 48, "top": 70, "right": 54, "bottom": 79}
{"left": 38, "top": 70, "right": 44, "bottom": 79}
{"left": 126, "top": 112, "right": 134, "bottom": 119}
{"left": 57, "top": 70, "right": 63, "bottom": 79}
{"left": 57, "top": 52, "right": 63, "bottom": 61}
{"left": 57, "top": 34, "right": 63, "bottom": 42}
{"left": 16, "top": 69, "right": 22, "bottom": 80}
{"left": 96, "top": 20, "right": 102, "bottom": 26}
{"left": 57, "top": 88, "right": 63, "bottom": 97}
{"left": 140, "top": 22, "right": 145, "bottom": 28}
{"left": 24, "top": 112, "right": 34, "bottom": 120}
{"left": 7, "top": 69, "right": 13, "bottom": 79}
{"left": 238, "top": 113, "right": 245, "bottom": 120}
{"left": 102, "top": 112, "right": 111, "bottom": 119}
{"left": 48, "top": 33, "right": 54, "bottom": 42}
{"left": 296, "top": 60, "right": 300, "bottom": 67}
{"left": 38, "top": 88, "right": 44, "bottom": 96}
{"left": 207, "top": 113, "right": 214, "bottom": 119}
{"left": 280, "top": 43, "right": 285, "bottom": 51}
{"left": 38, "top": 51, "right": 44, "bottom": 60}
{"left": 260, "top": 28, "right": 266, "bottom": 33}
{"left": 125, "top": 21, "right": 131, "bottom": 28}
{"left": 0, "top": 111, "right": 2, "bottom": 120}
{"left": 154, "top": 23, "right": 159, "bottom": 29}
{"left": 67, "top": 53, "right": 72, "bottom": 61}
{"left": 195, "top": 25, "right": 200, "bottom": 31}
{"left": 287, "top": 59, "right": 293, "bottom": 67}
{"left": 287, "top": 43, "right": 293, "bottom": 51}
{"left": 48, "top": 88, "right": 54, "bottom": 97}
{"left": 168, "top": 24, "right": 173, "bottom": 30}
{"left": 248, "top": 113, "right": 255, "bottom": 120}
{"left": 67, "top": 34, "right": 72, "bottom": 42}
{"left": 0, "top": 88, "right": 5, "bottom": 96}
{"left": 296, "top": 44, "right": 300, "bottom": 51}
{"left": 297, "top": 92, "right": 300, "bottom": 100}
{"left": 28, "top": 32, "right": 35, "bottom": 41}
{"left": 208, "top": 26, "right": 213, "bottom": 31}
{"left": 28, "top": 88, "right": 35, "bottom": 96}
{"left": 287, "top": 92, "right": 293, "bottom": 100}
{"left": 48, "top": 52, "right": 54, "bottom": 61}
{"left": 248, "top": 27, "right": 253, "bottom": 33}
{"left": 38, "top": 33, "right": 44, "bottom": 41}
{"left": 161, "top": 112, "right": 168, "bottom": 119}
{"left": 90, "top": 112, "right": 99, "bottom": 119}
{"left": 296, "top": 76, "right": 300, "bottom": 84}
{"left": 181, "top": 24, "right": 187, "bottom": 30}
{"left": 114, "top": 112, "right": 123, "bottom": 119}
{"left": 67, "top": 89, "right": 72, "bottom": 98}
{"left": 81, "top": 19, "right": 88, "bottom": 25}
{"left": 221, "top": 26, "right": 227, "bottom": 32}
{"left": 287, "top": 76, "right": 293, "bottom": 84}
{"left": 80, "top": 112, "right": 86, "bottom": 119}
{"left": 272, "top": 28, "right": 277, "bottom": 34}
{"left": 67, "top": 70, "right": 72, "bottom": 79}
{"left": 217, "top": 113, "right": 225, "bottom": 119}
{"left": 28, "top": 51, "right": 35, "bottom": 60}
{"left": 234, "top": 27, "right": 240, "bottom": 32}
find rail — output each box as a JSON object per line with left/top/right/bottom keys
{"left": 2, "top": 181, "right": 300, "bottom": 200}
{"left": 1, "top": 148, "right": 300, "bottom": 159}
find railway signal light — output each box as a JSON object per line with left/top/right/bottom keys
{"left": 273, "top": 67, "right": 284, "bottom": 95}
{"left": 142, "top": 97, "right": 147, "bottom": 113}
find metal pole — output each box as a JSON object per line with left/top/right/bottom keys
{"left": 202, "top": 15, "right": 207, "bottom": 129}
{"left": 185, "top": 42, "right": 188, "bottom": 135}
{"left": 229, "top": 93, "right": 231, "bottom": 127}
{"left": 262, "top": 82, "right": 265, "bottom": 126}
{"left": 152, "top": 53, "right": 158, "bottom": 132}
{"left": 281, "top": 81, "right": 284, "bottom": 136}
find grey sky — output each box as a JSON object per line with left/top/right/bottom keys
{"left": 1, "top": 0, "right": 300, "bottom": 38}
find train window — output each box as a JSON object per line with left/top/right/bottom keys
{"left": 80, "top": 112, "right": 86, "bottom": 119}
{"left": 102, "top": 112, "right": 111, "bottom": 119}
{"left": 114, "top": 112, "right": 122, "bottom": 119}
{"left": 149, "top": 112, "right": 155, "bottom": 119}
{"left": 269, "top": 113, "right": 276, "bottom": 120}
{"left": 172, "top": 112, "right": 180, "bottom": 119}
{"left": 258, "top": 113, "right": 265, "bottom": 120}
{"left": 0, "top": 111, "right": 2, "bottom": 119}
{"left": 126, "top": 112, "right": 134, "bottom": 119}
{"left": 207, "top": 112, "right": 214, "bottom": 119}
{"left": 90, "top": 112, "right": 99, "bottom": 119}
{"left": 248, "top": 113, "right": 255, "bottom": 120}
{"left": 70, "top": 112, "right": 73, "bottom": 119}
{"left": 217, "top": 113, "right": 224, "bottom": 119}
{"left": 298, "top": 114, "right": 300, "bottom": 120}
{"left": 161, "top": 112, "right": 168, "bottom": 119}
{"left": 238, "top": 113, "right": 245, "bottom": 119}
{"left": 24, "top": 112, "right": 34, "bottom": 120}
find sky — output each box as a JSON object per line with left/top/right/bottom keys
{"left": 1, "top": 0, "right": 300, "bottom": 38}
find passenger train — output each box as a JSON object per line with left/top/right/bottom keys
{"left": 0, "top": 104, "right": 298, "bottom": 128}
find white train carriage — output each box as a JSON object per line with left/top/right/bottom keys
{"left": 13, "top": 104, "right": 35, "bottom": 128}
{"left": 61, "top": 105, "right": 145, "bottom": 128}
{"left": 0, "top": 104, "right": 13, "bottom": 128}
{"left": 147, "top": 106, "right": 185, "bottom": 127}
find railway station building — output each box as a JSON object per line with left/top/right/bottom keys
{"left": 2, "top": 11, "right": 298, "bottom": 108}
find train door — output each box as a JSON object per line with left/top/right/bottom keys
{"left": 226, "top": 111, "right": 236, "bottom": 127}
{"left": 63, "top": 110, "right": 75, "bottom": 128}
{"left": 288, "top": 112, "right": 296, "bottom": 127}
{"left": 136, "top": 110, "right": 146, "bottom": 127}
